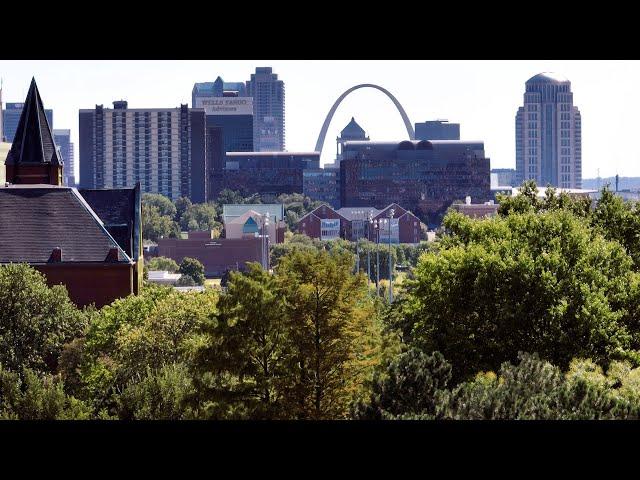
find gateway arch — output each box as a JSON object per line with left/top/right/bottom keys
{"left": 314, "top": 84, "right": 415, "bottom": 155}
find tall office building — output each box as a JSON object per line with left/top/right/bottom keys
{"left": 79, "top": 101, "right": 207, "bottom": 202}
{"left": 192, "top": 76, "right": 247, "bottom": 108}
{"left": 415, "top": 120, "right": 460, "bottom": 140}
{"left": 246, "top": 67, "right": 285, "bottom": 151}
{"left": 193, "top": 77, "right": 254, "bottom": 199}
{"left": 3, "top": 102, "right": 53, "bottom": 143}
{"left": 53, "top": 129, "right": 75, "bottom": 186}
{"left": 515, "top": 72, "right": 582, "bottom": 188}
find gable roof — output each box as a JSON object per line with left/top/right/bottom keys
{"left": 298, "top": 203, "right": 349, "bottom": 224}
{"left": 5, "top": 78, "right": 61, "bottom": 166}
{"left": 79, "top": 183, "right": 141, "bottom": 260}
{"left": 336, "top": 206, "right": 381, "bottom": 221}
{"left": 0, "top": 185, "right": 131, "bottom": 263}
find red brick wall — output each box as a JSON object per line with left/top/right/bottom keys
{"left": 35, "top": 263, "right": 134, "bottom": 308}
{"left": 299, "top": 205, "right": 345, "bottom": 240}
{"left": 157, "top": 237, "right": 263, "bottom": 277}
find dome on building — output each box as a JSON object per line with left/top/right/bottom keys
{"left": 526, "top": 72, "right": 570, "bottom": 84}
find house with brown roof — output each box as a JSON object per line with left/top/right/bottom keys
{"left": 0, "top": 78, "right": 142, "bottom": 307}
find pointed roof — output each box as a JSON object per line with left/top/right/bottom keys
{"left": 5, "top": 78, "right": 61, "bottom": 166}
{"left": 340, "top": 117, "right": 366, "bottom": 139}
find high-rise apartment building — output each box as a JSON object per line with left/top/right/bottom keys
{"left": 246, "top": 67, "right": 285, "bottom": 151}
{"left": 53, "top": 129, "right": 75, "bottom": 186}
{"left": 515, "top": 72, "right": 582, "bottom": 188}
{"left": 79, "top": 101, "right": 207, "bottom": 202}
{"left": 3, "top": 102, "right": 53, "bottom": 143}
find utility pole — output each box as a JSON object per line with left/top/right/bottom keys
{"left": 388, "top": 209, "right": 395, "bottom": 303}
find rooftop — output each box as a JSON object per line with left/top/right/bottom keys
{"left": 0, "top": 185, "right": 131, "bottom": 264}
{"left": 526, "top": 72, "right": 570, "bottom": 84}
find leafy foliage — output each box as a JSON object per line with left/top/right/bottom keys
{"left": 146, "top": 256, "right": 180, "bottom": 273}
{"left": 401, "top": 207, "right": 640, "bottom": 381}
{"left": 0, "top": 264, "right": 87, "bottom": 375}
{"left": 0, "top": 365, "right": 92, "bottom": 420}
{"left": 179, "top": 258, "right": 205, "bottom": 286}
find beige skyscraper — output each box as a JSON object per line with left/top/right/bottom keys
{"left": 515, "top": 72, "right": 582, "bottom": 188}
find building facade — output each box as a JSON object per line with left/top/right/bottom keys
{"left": 79, "top": 101, "right": 207, "bottom": 203}
{"left": 3, "top": 102, "right": 53, "bottom": 143}
{"left": 414, "top": 120, "right": 460, "bottom": 140}
{"left": 157, "top": 234, "right": 266, "bottom": 277}
{"left": 53, "top": 129, "right": 75, "bottom": 186}
{"left": 246, "top": 67, "right": 285, "bottom": 151}
{"left": 222, "top": 203, "right": 286, "bottom": 244}
{"left": 340, "top": 140, "right": 491, "bottom": 227}
{"left": 221, "top": 151, "right": 319, "bottom": 198}
{"left": 515, "top": 72, "right": 582, "bottom": 188}
{"left": 303, "top": 167, "right": 341, "bottom": 208}
{"left": 298, "top": 203, "right": 421, "bottom": 244}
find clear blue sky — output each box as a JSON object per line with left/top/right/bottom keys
{"left": 0, "top": 60, "right": 636, "bottom": 179}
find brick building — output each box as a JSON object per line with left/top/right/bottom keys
{"left": 0, "top": 78, "right": 142, "bottom": 308}
{"left": 339, "top": 140, "right": 490, "bottom": 227}
{"left": 157, "top": 232, "right": 266, "bottom": 277}
{"left": 298, "top": 203, "right": 421, "bottom": 244}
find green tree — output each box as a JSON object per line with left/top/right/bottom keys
{"left": 142, "top": 203, "right": 180, "bottom": 242}
{"left": 0, "top": 365, "right": 92, "bottom": 420}
{"left": 353, "top": 349, "right": 451, "bottom": 420}
{"left": 192, "top": 263, "right": 290, "bottom": 419}
{"left": 146, "top": 256, "right": 180, "bottom": 273}
{"left": 143, "top": 193, "right": 177, "bottom": 218}
{"left": 179, "top": 203, "right": 220, "bottom": 233}
{"left": 401, "top": 208, "right": 640, "bottom": 382}
{"left": 591, "top": 186, "right": 640, "bottom": 269}
{"left": 0, "top": 264, "right": 87, "bottom": 375}
{"left": 176, "top": 275, "right": 196, "bottom": 286}
{"left": 174, "top": 196, "right": 193, "bottom": 222}
{"left": 116, "top": 363, "right": 197, "bottom": 420}
{"left": 179, "top": 258, "right": 205, "bottom": 286}
{"left": 277, "top": 249, "right": 381, "bottom": 419}
{"left": 437, "top": 353, "right": 640, "bottom": 420}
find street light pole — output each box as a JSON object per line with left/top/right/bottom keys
{"left": 367, "top": 213, "right": 372, "bottom": 292}
{"left": 375, "top": 219, "right": 380, "bottom": 297}
{"left": 388, "top": 208, "right": 395, "bottom": 303}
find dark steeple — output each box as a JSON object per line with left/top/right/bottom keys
{"left": 5, "top": 78, "right": 63, "bottom": 185}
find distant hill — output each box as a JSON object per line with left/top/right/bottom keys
{"left": 582, "top": 177, "right": 640, "bottom": 191}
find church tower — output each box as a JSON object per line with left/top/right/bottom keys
{"left": 5, "top": 78, "right": 63, "bottom": 185}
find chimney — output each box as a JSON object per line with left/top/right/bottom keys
{"left": 49, "top": 247, "right": 62, "bottom": 263}
{"left": 105, "top": 247, "right": 119, "bottom": 262}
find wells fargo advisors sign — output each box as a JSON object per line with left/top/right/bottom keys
{"left": 195, "top": 97, "right": 253, "bottom": 116}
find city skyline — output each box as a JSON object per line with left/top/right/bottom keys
{"left": 0, "top": 60, "right": 637, "bottom": 179}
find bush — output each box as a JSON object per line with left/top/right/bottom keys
{"left": 179, "top": 258, "right": 205, "bottom": 286}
